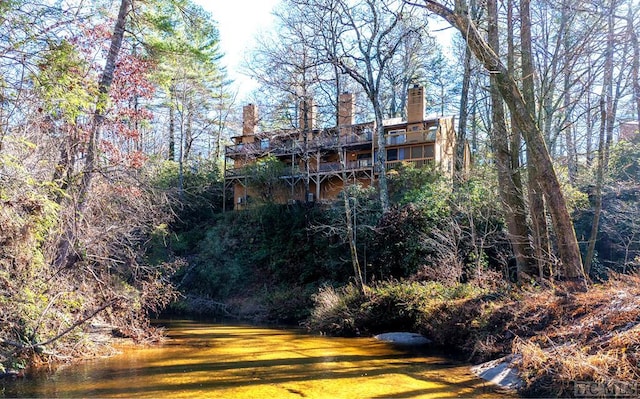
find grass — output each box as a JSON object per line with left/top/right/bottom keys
{"left": 305, "top": 273, "right": 640, "bottom": 397}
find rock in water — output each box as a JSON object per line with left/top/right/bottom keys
{"left": 471, "top": 354, "right": 523, "bottom": 391}
{"left": 374, "top": 332, "right": 432, "bottom": 346}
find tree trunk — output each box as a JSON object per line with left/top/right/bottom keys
{"left": 416, "top": 0, "right": 585, "bottom": 280}
{"left": 585, "top": 4, "right": 616, "bottom": 275}
{"left": 456, "top": 43, "right": 472, "bottom": 180}
{"left": 338, "top": 151, "right": 366, "bottom": 293}
{"left": 374, "top": 105, "right": 390, "bottom": 212}
{"left": 487, "top": 0, "right": 536, "bottom": 280}
{"left": 562, "top": 0, "right": 577, "bottom": 183}
{"left": 168, "top": 94, "right": 175, "bottom": 161}
{"left": 54, "top": 0, "right": 131, "bottom": 269}
{"left": 519, "top": 0, "right": 552, "bottom": 278}
{"left": 584, "top": 97, "right": 607, "bottom": 275}
{"left": 631, "top": 6, "right": 640, "bottom": 126}
{"left": 586, "top": 60, "right": 594, "bottom": 167}
{"left": 184, "top": 104, "right": 193, "bottom": 161}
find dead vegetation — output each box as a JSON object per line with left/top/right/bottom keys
{"left": 507, "top": 275, "right": 640, "bottom": 396}
{"left": 306, "top": 274, "right": 640, "bottom": 397}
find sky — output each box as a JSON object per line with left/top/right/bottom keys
{"left": 194, "top": 0, "right": 282, "bottom": 98}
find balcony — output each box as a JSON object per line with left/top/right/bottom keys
{"left": 385, "top": 158, "right": 435, "bottom": 171}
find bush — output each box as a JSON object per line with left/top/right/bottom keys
{"left": 305, "top": 280, "right": 494, "bottom": 338}
{"left": 373, "top": 167, "right": 509, "bottom": 282}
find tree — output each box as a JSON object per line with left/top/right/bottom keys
{"left": 292, "top": 0, "right": 428, "bottom": 212}
{"left": 486, "top": 0, "right": 537, "bottom": 280}
{"left": 143, "top": 0, "right": 228, "bottom": 196}
{"left": 54, "top": 0, "right": 132, "bottom": 269}
{"left": 0, "top": 1, "right": 184, "bottom": 367}
{"left": 411, "top": 0, "right": 585, "bottom": 280}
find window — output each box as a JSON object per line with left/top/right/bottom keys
{"left": 386, "top": 129, "right": 407, "bottom": 145}
{"left": 426, "top": 125, "right": 437, "bottom": 141}
{"left": 260, "top": 139, "right": 269, "bottom": 150}
{"left": 424, "top": 144, "right": 435, "bottom": 158}
{"left": 387, "top": 148, "right": 398, "bottom": 161}
{"left": 411, "top": 146, "right": 422, "bottom": 159}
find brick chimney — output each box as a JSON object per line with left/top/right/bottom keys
{"left": 338, "top": 92, "right": 354, "bottom": 126}
{"left": 407, "top": 85, "right": 425, "bottom": 123}
{"left": 242, "top": 104, "right": 258, "bottom": 135}
{"left": 299, "top": 98, "right": 316, "bottom": 130}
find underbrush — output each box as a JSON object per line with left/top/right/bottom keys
{"left": 305, "top": 279, "right": 502, "bottom": 339}
{"left": 305, "top": 275, "right": 640, "bottom": 398}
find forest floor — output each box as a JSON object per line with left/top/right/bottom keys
{"left": 305, "top": 274, "right": 640, "bottom": 397}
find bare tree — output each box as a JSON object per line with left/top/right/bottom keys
{"left": 410, "top": 0, "right": 586, "bottom": 280}
{"left": 486, "top": 0, "right": 537, "bottom": 280}
{"left": 294, "top": 0, "right": 428, "bottom": 212}
{"left": 55, "top": 0, "right": 132, "bottom": 269}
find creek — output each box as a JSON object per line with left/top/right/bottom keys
{"left": 2, "top": 320, "right": 511, "bottom": 398}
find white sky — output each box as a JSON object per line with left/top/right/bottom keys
{"left": 194, "top": 0, "right": 282, "bottom": 98}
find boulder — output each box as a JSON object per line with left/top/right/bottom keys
{"left": 374, "top": 332, "right": 432, "bottom": 346}
{"left": 471, "top": 354, "right": 523, "bottom": 391}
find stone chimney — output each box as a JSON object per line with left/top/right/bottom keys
{"left": 242, "top": 104, "right": 258, "bottom": 135}
{"left": 407, "top": 85, "right": 425, "bottom": 123}
{"left": 338, "top": 92, "right": 354, "bottom": 126}
{"left": 298, "top": 98, "right": 316, "bottom": 130}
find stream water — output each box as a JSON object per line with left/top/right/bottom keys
{"left": 1, "top": 320, "right": 511, "bottom": 398}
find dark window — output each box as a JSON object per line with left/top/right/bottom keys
{"left": 387, "top": 148, "right": 398, "bottom": 161}
{"left": 424, "top": 144, "right": 435, "bottom": 158}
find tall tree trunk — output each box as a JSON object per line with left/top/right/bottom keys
{"left": 184, "top": 105, "right": 193, "bottom": 161}
{"left": 168, "top": 86, "right": 175, "bottom": 161}
{"left": 520, "top": 0, "right": 551, "bottom": 277}
{"left": 455, "top": 0, "right": 479, "bottom": 182}
{"left": 374, "top": 105, "right": 390, "bottom": 212}
{"left": 487, "top": 0, "right": 536, "bottom": 280}
{"left": 507, "top": 0, "right": 521, "bottom": 176}
{"left": 456, "top": 44, "right": 471, "bottom": 180}
{"left": 585, "top": 4, "right": 616, "bottom": 275}
{"left": 417, "top": 0, "right": 585, "bottom": 281}
{"left": 562, "top": 1, "right": 577, "bottom": 183}
{"left": 631, "top": 6, "right": 640, "bottom": 126}
{"left": 584, "top": 97, "right": 607, "bottom": 275}
{"left": 55, "top": 0, "right": 131, "bottom": 269}
{"left": 586, "top": 59, "right": 594, "bottom": 167}
{"left": 338, "top": 151, "right": 365, "bottom": 293}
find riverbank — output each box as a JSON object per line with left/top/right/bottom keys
{"left": 2, "top": 320, "right": 509, "bottom": 398}
{"left": 0, "top": 318, "right": 165, "bottom": 380}
{"left": 304, "top": 274, "right": 640, "bottom": 397}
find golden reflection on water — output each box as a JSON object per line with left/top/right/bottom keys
{"left": 4, "top": 320, "right": 512, "bottom": 398}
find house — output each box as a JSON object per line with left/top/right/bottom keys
{"left": 223, "top": 85, "right": 467, "bottom": 210}
{"left": 620, "top": 121, "right": 639, "bottom": 142}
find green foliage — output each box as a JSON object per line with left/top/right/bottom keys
{"left": 34, "top": 40, "right": 96, "bottom": 122}
{"left": 146, "top": 157, "right": 224, "bottom": 252}
{"left": 574, "top": 183, "right": 640, "bottom": 276}
{"left": 609, "top": 140, "right": 640, "bottom": 183}
{"left": 306, "top": 280, "right": 491, "bottom": 336}
{"left": 374, "top": 166, "right": 508, "bottom": 281}
{"left": 388, "top": 162, "right": 449, "bottom": 214}
{"left": 243, "top": 155, "right": 288, "bottom": 204}
{"left": 174, "top": 203, "right": 355, "bottom": 319}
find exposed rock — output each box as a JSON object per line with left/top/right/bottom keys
{"left": 471, "top": 354, "right": 523, "bottom": 391}
{"left": 374, "top": 332, "right": 432, "bottom": 346}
